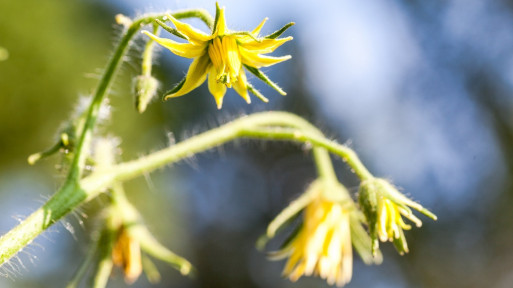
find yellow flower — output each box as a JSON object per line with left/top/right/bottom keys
{"left": 267, "top": 181, "right": 354, "bottom": 287}
{"left": 143, "top": 4, "right": 293, "bottom": 109}
{"left": 112, "top": 227, "right": 143, "bottom": 284}
{"left": 284, "top": 198, "right": 353, "bottom": 287}
{"left": 359, "top": 178, "right": 437, "bottom": 255}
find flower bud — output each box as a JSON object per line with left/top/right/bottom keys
{"left": 358, "top": 178, "right": 436, "bottom": 255}
{"left": 358, "top": 180, "right": 379, "bottom": 255}
{"left": 133, "top": 75, "right": 158, "bottom": 113}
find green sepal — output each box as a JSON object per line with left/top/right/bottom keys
{"left": 350, "top": 213, "right": 383, "bottom": 265}
{"left": 358, "top": 180, "right": 379, "bottom": 255}
{"left": 247, "top": 83, "right": 269, "bottom": 103}
{"left": 279, "top": 221, "right": 302, "bottom": 250}
{"left": 155, "top": 19, "right": 187, "bottom": 40}
{"left": 266, "top": 183, "right": 317, "bottom": 238}
{"left": 244, "top": 64, "right": 286, "bottom": 95}
{"left": 265, "top": 22, "right": 295, "bottom": 39}
{"left": 163, "top": 77, "right": 186, "bottom": 99}
{"left": 212, "top": 2, "right": 221, "bottom": 32}
{"left": 377, "top": 178, "right": 437, "bottom": 221}
{"left": 141, "top": 253, "right": 161, "bottom": 284}
{"left": 28, "top": 141, "right": 62, "bottom": 165}
{"left": 392, "top": 228, "right": 409, "bottom": 255}
{"left": 256, "top": 211, "right": 301, "bottom": 252}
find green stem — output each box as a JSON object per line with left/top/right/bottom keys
{"left": 239, "top": 127, "right": 373, "bottom": 180}
{"left": 0, "top": 112, "right": 373, "bottom": 266}
{"left": 68, "top": 10, "right": 214, "bottom": 180}
{"left": 141, "top": 24, "right": 159, "bottom": 77}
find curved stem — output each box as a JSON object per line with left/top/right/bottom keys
{"left": 0, "top": 112, "right": 374, "bottom": 266}
{"left": 238, "top": 127, "right": 373, "bottom": 180}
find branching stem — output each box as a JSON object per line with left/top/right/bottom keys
{"left": 0, "top": 112, "right": 374, "bottom": 266}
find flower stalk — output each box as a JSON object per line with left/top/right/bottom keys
{"left": 0, "top": 112, "right": 374, "bottom": 267}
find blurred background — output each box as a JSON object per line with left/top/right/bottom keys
{"left": 1, "top": 0, "right": 512, "bottom": 287}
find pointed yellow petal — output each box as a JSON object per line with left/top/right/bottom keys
{"left": 214, "top": 7, "right": 228, "bottom": 36}
{"left": 233, "top": 68, "right": 250, "bottom": 104}
{"left": 143, "top": 31, "right": 206, "bottom": 58}
{"left": 239, "top": 36, "right": 293, "bottom": 54}
{"left": 166, "top": 13, "right": 211, "bottom": 44}
{"left": 251, "top": 17, "right": 268, "bottom": 36}
{"left": 240, "top": 47, "right": 291, "bottom": 68}
{"left": 223, "top": 36, "right": 242, "bottom": 76}
{"left": 207, "top": 65, "right": 227, "bottom": 109}
{"left": 166, "top": 53, "right": 210, "bottom": 98}
{"left": 282, "top": 246, "right": 303, "bottom": 276}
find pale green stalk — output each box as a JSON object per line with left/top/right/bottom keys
{"left": 141, "top": 24, "right": 159, "bottom": 77}
{"left": 239, "top": 126, "right": 373, "bottom": 180}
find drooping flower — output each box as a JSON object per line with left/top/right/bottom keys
{"left": 283, "top": 197, "right": 353, "bottom": 286}
{"left": 143, "top": 4, "right": 293, "bottom": 109}
{"left": 265, "top": 180, "right": 359, "bottom": 287}
{"left": 359, "top": 178, "right": 437, "bottom": 255}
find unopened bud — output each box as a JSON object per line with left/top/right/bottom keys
{"left": 133, "top": 75, "right": 158, "bottom": 113}
{"left": 358, "top": 180, "right": 379, "bottom": 254}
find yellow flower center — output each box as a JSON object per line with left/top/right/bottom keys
{"left": 207, "top": 36, "right": 242, "bottom": 88}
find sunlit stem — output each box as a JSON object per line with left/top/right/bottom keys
{"left": 0, "top": 112, "right": 375, "bottom": 266}
{"left": 239, "top": 127, "right": 373, "bottom": 180}
{"left": 141, "top": 24, "right": 159, "bottom": 77}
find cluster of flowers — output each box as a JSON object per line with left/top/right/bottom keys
{"left": 47, "top": 4, "right": 435, "bottom": 287}
{"left": 133, "top": 4, "right": 437, "bottom": 287}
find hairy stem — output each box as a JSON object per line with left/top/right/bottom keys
{"left": 239, "top": 127, "right": 373, "bottom": 180}
{"left": 68, "top": 10, "right": 214, "bottom": 180}
{"left": 0, "top": 112, "right": 373, "bottom": 266}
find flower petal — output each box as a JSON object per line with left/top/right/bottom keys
{"left": 214, "top": 7, "right": 228, "bottom": 36}
{"left": 266, "top": 181, "right": 319, "bottom": 238}
{"left": 166, "top": 53, "right": 210, "bottom": 99}
{"left": 166, "top": 13, "right": 211, "bottom": 44}
{"left": 240, "top": 46, "right": 291, "bottom": 68}
{"left": 207, "top": 65, "right": 227, "bottom": 109}
{"left": 223, "top": 36, "right": 242, "bottom": 76}
{"left": 239, "top": 36, "right": 293, "bottom": 54}
{"left": 251, "top": 17, "right": 268, "bottom": 36}
{"left": 143, "top": 31, "right": 206, "bottom": 58}
{"left": 232, "top": 68, "right": 250, "bottom": 103}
